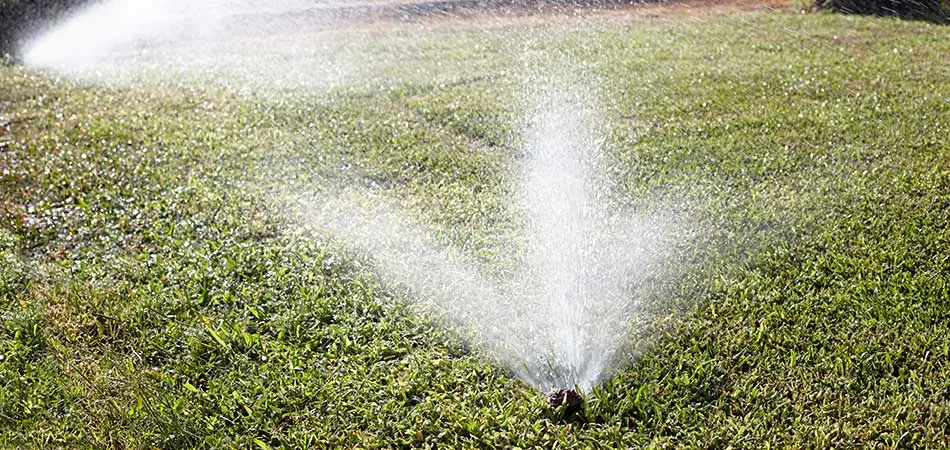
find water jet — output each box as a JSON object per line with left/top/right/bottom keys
{"left": 290, "top": 80, "right": 674, "bottom": 396}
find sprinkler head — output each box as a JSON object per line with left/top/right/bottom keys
{"left": 546, "top": 388, "right": 583, "bottom": 416}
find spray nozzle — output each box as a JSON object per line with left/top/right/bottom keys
{"left": 546, "top": 388, "right": 583, "bottom": 416}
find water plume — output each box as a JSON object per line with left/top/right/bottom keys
{"left": 20, "top": 0, "right": 363, "bottom": 91}
{"left": 292, "top": 81, "right": 673, "bottom": 392}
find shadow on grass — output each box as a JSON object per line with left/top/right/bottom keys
{"left": 813, "top": 0, "right": 950, "bottom": 25}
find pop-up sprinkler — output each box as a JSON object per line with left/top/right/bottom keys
{"left": 546, "top": 388, "right": 583, "bottom": 416}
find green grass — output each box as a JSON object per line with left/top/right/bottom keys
{"left": 2, "top": 8, "right": 950, "bottom": 448}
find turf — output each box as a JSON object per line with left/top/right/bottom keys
{"left": 2, "top": 7, "right": 950, "bottom": 448}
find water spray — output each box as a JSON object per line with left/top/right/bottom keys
{"left": 287, "top": 80, "right": 671, "bottom": 401}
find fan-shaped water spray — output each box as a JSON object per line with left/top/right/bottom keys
{"left": 294, "top": 82, "right": 671, "bottom": 393}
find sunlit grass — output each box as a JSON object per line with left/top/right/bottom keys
{"left": 2, "top": 8, "right": 950, "bottom": 448}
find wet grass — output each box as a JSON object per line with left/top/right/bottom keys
{"left": 2, "top": 9, "right": 950, "bottom": 449}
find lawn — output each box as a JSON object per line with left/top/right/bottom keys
{"left": 2, "top": 4, "right": 950, "bottom": 448}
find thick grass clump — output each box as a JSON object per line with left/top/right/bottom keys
{"left": 2, "top": 7, "right": 950, "bottom": 449}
